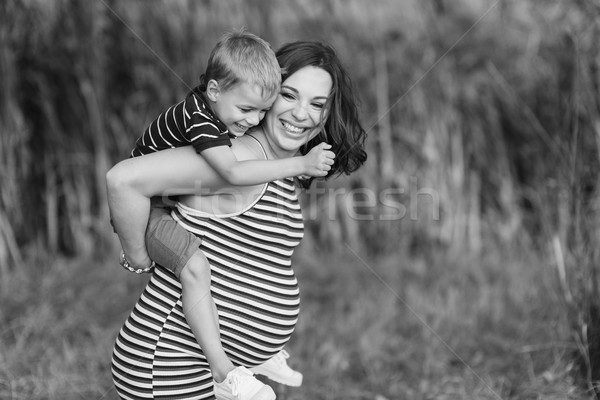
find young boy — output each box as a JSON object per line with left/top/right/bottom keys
{"left": 113, "top": 31, "right": 331, "bottom": 399}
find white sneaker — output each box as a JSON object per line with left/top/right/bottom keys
{"left": 250, "top": 350, "right": 303, "bottom": 387}
{"left": 213, "top": 366, "right": 276, "bottom": 400}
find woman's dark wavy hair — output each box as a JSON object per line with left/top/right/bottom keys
{"left": 276, "top": 41, "right": 368, "bottom": 188}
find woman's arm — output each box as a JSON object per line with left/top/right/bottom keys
{"left": 106, "top": 146, "right": 230, "bottom": 268}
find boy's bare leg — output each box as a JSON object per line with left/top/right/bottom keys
{"left": 180, "top": 250, "right": 235, "bottom": 383}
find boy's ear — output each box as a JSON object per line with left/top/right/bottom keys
{"left": 205, "top": 79, "right": 220, "bottom": 102}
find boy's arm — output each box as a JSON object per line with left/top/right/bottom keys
{"left": 106, "top": 147, "right": 226, "bottom": 268}
{"left": 201, "top": 142, "right": 335, "bottom": 185}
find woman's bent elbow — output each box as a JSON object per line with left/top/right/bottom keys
{"left": 106, "top": 163, "right": 132, "bottom": 193}
{"left": 219, "top": 169, "right": 244, "bottom": 186}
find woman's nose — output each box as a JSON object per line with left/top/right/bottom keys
{"left": 291, "top": 103, "right": 308, "bottom": 120}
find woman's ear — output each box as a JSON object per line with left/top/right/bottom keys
{"left": 205, "top": 80, "right": 220, "bottom": 102}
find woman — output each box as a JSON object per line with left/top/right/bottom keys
{"left": 107, "top": 41, "right": 367, "bottom": 400}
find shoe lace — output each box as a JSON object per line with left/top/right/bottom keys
{"left": 272, "top": 349, "right": 290, "bottom": 367}
{"left": 228, "top": 368, "right": 253, "bottom": 400}
{"left": 229, "top": 376, "right": 241, "bottom": 399}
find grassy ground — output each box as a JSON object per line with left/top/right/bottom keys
{"left": 0, "top": 242, "right": 591, "bottom": 400}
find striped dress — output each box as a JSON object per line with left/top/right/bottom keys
{"left": 111, "top": 177, "right": 304, "bottom": 400}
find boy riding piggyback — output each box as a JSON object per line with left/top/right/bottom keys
{"left": 113, "top": 30, "right": 332, "bottom": 400}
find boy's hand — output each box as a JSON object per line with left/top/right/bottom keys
{"left": 302, "top": 142, "right": 335, "bottom": 177}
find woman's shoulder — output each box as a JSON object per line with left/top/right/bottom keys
{"left": 230, "top": 133, "right": 267, "bottom": 161}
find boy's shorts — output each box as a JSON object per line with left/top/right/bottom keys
{"left": 146, "top": 204, "right": 202, "bottom": 279}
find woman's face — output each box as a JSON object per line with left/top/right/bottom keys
{"left": 262, "top": 66, "right": 333, "bottom": 158}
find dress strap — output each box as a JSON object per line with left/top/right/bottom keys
{"left": 245, "top": 134, "right": 268, "bottom": 159}
{"left": 176, "top": 134, "right": 269, "bottom": 218}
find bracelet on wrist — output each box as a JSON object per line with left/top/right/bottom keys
{"left": 119, "top": 251, "right": 155, "bottom": 274}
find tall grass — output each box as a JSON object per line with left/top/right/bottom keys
{"left": 2, "top": 0, "right": 600, "bottom": 398}
{"left": 0, "top": 241, "right": 591, "bottom": 399}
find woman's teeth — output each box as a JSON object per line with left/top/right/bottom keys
{"left": 282, "top": 121, "right": 304, "bottom": 134}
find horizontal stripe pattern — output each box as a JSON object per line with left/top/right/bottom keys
{"left": 112, "top": 178, "right": 304, "bottom": 399}
{"left": 130, "top": 90, "right": 229, "bottom": 158}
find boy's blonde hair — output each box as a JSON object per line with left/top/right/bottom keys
{"left": 202, "top": 30, "right": 281, "bottom": 98}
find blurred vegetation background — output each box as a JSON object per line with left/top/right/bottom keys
{"left": 2, "top": 0, "right": 600, "bottom": 399}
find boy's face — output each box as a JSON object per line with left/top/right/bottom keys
{"left": 207, "top": 81, "right": 277, "bottom": 137}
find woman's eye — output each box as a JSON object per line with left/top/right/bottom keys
{"left": 239, "top": 108, "right": 252, "bottom": 113}
{"left": 312, "top": 103, "right": 324, "bottom": 109}
{"left": 281, "top": 92, "right": 295, "bottom": 100}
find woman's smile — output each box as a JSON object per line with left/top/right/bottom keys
{"left": 280, "top": 120, "right": 307, "bottom": 135}
{"left": 264, "top": 66, "right": 333, "bottom": 157}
